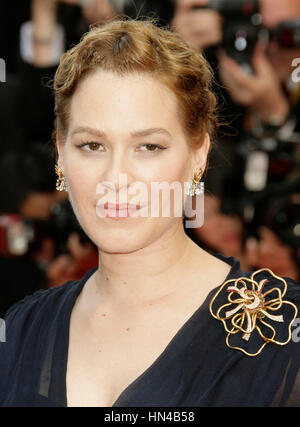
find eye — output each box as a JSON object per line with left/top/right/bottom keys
{"left": 138, "top": 144, "right": 167, "bottom": 153}
{"left": 78, "top": 142, "right": 104, "bottom": 152}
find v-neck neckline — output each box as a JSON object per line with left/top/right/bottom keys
{"left": 59, "top": 253, "right": 242, "bottom": 407}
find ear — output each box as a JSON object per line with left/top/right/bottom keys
{"left": 56, "top": 132, "right": 65, "bottom": 170}
{"left": 191, "top": 133, "right": 211, "bottom": 175}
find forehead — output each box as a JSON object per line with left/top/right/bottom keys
{"left": 69, "top": 70, "right": 180, "bottom": 128}
{"left": 260, "top": 0, "right": 300, "bottom": 28}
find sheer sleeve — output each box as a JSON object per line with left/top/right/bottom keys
{"left": 0, "top": 284, "right": 72, "bottom": 406}
{"left": 0, "top": 288, "right": 47, "bottom": 403}
{"left": 270, "top": 276, "right": 300, "bottom": 407}
{"left": 0, "top": 270, "right": 92, "bottom": 407}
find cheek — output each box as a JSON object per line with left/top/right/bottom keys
{"left": 64, "top": 165, "right": 99, "bottom": 222}
{"left": 67, "top": 173, "right": 95, "bottom": 208}
{"left": 139, "top": 154, "right": 189, "bottom": 185}
{"left": 64, "top": 153, "right": 100, "bottom": 199}
{"left": 146, "top": 159, "right": 190, "bottom": 210}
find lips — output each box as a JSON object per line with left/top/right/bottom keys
{"left": 102, "top": 202, "right": 141, "bottom": 210}
{"left": 96, "top": 201, "right": 144, "bottom": 220}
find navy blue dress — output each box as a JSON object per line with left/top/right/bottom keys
{"left": 1, "top": 253, "right": 300, "bottom": 407}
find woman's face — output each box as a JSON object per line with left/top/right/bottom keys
{"left": 57, "top": 70, "right": 210, "bottom": 253}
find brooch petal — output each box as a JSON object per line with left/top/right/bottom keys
{"left": 209, "top": 268, "right": 298, "bottom": 357}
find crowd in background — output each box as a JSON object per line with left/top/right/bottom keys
{"left": 0, "top": 0, "right": 299, "bottom": 317}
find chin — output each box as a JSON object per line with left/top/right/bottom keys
{"left": 98, "top": 239, "right": 146, "bottom": 255}
{"left": 84, "top": 223, "right": 148, "bottom": 254}
{"left": 99, "top": 245, "right": 144, "bottom": 255}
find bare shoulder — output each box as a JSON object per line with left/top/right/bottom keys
{"left": 203, "top": 250, "right": 233, "bottom": 275}
{"left": 187, "top": 243, "right": 233, "bottom": 294}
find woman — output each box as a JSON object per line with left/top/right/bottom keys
{"left": 1, "top": 18, "right": 300, "bottom": 407}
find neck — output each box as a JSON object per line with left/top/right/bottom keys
{"left": 93, "top": 222, "right": 205, "bottom": 304}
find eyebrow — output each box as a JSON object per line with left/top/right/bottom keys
{"left": 70, "top": 126, "right": 172, "bottom": 139}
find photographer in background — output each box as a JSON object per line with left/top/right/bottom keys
{"left": 172, "top": 0, "right": 300, "bottom": 136}
{"left": 245, "top": 179, "right": 300, "bottom": 282}
{"left": 173, "top": 0, "right": 300, "bottom": 280}
{"left": 26, "top": 0, "right": 115, "bottom": 68}
{"left": 0, "top": 145, "right": 57, "bottom": 317}
{"left": 172, "top": 0, "right": 223, "bottom": 52}
{"left": 216, "top": 0, "right": 300, "bottom": 279}
{"left": 217, "top": 0, "right": 300, "bottom": 135}
{"left": 0, "top": 1, "right": 114, "bottom": 155}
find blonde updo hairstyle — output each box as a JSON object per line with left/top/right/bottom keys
{"left": 52, "top": 17, "right": 218, "bottom": 155}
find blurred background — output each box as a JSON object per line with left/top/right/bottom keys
{"left": 0, "top": 0, "right": 299, "bottom": 317}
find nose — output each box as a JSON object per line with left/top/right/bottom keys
{"left": 99, "top": 148, "right": 133, "bottom": 195}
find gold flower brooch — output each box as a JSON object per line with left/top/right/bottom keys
{"left": 209, "top": 269, "right": 298, "bottom": 357}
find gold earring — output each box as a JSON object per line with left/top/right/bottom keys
{"left": 185, "top": 167, "right": 204, "bottom": 196}
{"left": 55, "top": 164, "right": 68, "bottom": 192}
{"left": 193, "top": 168, "right": 203, "bottom": 184}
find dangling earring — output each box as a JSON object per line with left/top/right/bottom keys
{"left": 55, "top": 164, "right": 68, "bottom": 192}
{"left": 185, "top": 167, "right": 204, "bottom": 196}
